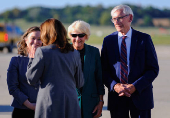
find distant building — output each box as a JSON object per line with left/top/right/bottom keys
{"left": 152, "top": 18, "right": 170, "bottom": 27}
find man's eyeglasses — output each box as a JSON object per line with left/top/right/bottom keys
{"left": 111, "top": 14, "right": 130, "bottom": 23}
{"left": 71, "top": 33, "right": 86, "bottom": 38}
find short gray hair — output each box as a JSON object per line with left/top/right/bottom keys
{"left": 68, "top": 20, "right": 91, "bottom": 40}
{"left": 111, "top": 5, "right": 134, "bottom": 17}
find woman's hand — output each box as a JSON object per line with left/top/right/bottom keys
{"left": 23, "top": 99, "right": 36, "bottom": 110}
{"left": 28, "top": 47, "right": 36, "bottom": 58}
{"left": 92, "top": 101, "right": 104, "bottom": 118}
{"left": 31, "top": 103, "right": 36, "bottom": 111}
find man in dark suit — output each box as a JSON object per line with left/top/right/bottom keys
{"left": 101, "top": 5, "right": 159, "bottom": 118}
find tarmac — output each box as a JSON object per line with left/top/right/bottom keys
{"left": 0, "top": 45, "right": 170, "bottom": 118}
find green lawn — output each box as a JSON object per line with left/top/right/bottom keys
{"left": 86, "top": 34, "right": 170, "bottom": 45}
{"left": 151, "top": 35, "right": 170, "bottom": 45}
{"left": 86, "top": 26, "right": 170, "bottom": 45}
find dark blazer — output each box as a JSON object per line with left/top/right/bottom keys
{"left": 7, "top": 55, "right": 39, "bottom": 109}
{"left": 81, "top": 44, "right": 105, "bottom": 118}
{"left": 101, "top": 28, "right": 159, "bottom": 110}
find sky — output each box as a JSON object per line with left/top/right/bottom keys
{"left": 1, "top": 0, "right": 169, "bottom": 13}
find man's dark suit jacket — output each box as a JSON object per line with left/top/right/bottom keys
{"left": 101, "top": 28, "right": 159, "bottom": 110}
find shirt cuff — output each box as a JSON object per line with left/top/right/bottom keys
{"left": 110, "top": 80, "right": 117, "bottom": 92}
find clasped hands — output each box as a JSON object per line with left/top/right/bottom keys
{"left": 114, "top": 83, "right": 136, "bottom": 97}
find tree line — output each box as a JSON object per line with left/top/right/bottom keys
{"left": 0, "top": 4, "right": 170, "bottom": 26}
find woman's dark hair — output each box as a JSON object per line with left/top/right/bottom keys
{"left": 17, "top": 26, "right": 40, "bottom": 56}
{"left": 40, "top": 18, "right": 74, "bottom": 53}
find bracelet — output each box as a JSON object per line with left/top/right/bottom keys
{"left": 99, "top": 100, "right": 104, "bottom": 104}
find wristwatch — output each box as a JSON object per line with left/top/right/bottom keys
{"left": 99, "top": 100, "right": 104, "bottom": 104}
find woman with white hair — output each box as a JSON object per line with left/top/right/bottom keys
{"left": 68, "top": 20, "right": 105, "bottom": 118}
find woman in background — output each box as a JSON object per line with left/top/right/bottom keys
{"left": 7, "top": 26, "right": 42, "bottom": 118}
{"left": 26, "top": 18, "right": 84, "bottom": 118}
{"left": 68, "top": 20, "right": 105, "bottom": 118}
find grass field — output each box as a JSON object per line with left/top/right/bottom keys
{"left": 86, "top": 26, "right": 170, "bottom": 45}
{"left": 86, "top": 34, "right": 170, "bottom": 45}
{"left": 4, "top": 19, "right": 170, "bottom": 45}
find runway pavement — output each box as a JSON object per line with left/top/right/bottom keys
{"left": 0, "top": 45, "right": 170, "bottom": 118}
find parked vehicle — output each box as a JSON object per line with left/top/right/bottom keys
{"left": 0, "top": 23, "right": 23, "bottom": 52}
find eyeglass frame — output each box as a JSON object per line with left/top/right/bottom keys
{"left": 111, "top": 14, "right": 130, "bottom": 23}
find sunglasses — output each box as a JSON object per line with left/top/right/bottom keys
{"left": 71, "top": 33, "right": 86, "bottom": 38}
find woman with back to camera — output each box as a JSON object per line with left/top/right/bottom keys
{"left": 68, "top": 20, "right": 105, "bottom": 118}
{"left": 26, "top": 18, "right": 84, "bottom": 118}
{"left": 7, "top": 26, "right": 42, "bottom": 118}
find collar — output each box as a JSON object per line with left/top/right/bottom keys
{"left": 118, "top": 27, "right": 132, "bottom": 39}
